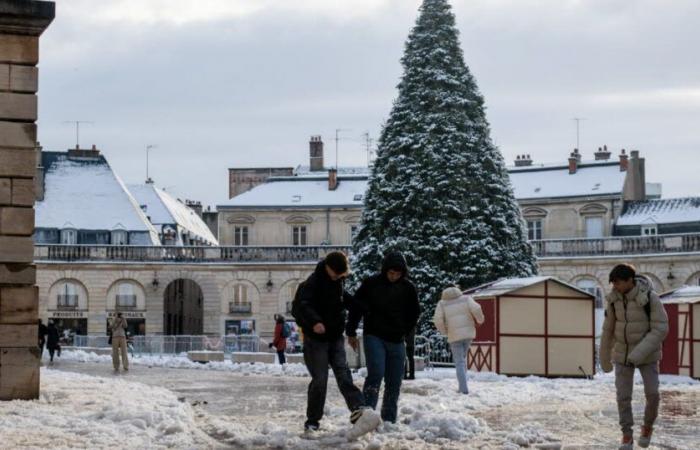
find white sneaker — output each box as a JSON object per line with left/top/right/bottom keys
{"left": 347, "top": 408, "right": 381, "bottom": 440}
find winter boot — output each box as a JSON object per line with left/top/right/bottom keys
{"left": 639, "top": 426, "right": 653, "bottom": 448}
{"left": 618, "top": 434, "right": 633, "bottom": 450}
{"left": 347, "top": 407, "right": 381, "bottom": 440}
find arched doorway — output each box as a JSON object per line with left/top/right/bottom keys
{"left": 163, "top": 279, "right": 203, "bottom": 335}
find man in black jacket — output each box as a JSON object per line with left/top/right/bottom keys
{"left": 292, "top": 251, "right": 380, "bottom": 437}
{"left": 346, "top": 251, "right": 420, "bottom": 423}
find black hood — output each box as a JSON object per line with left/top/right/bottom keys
{"left": 381, "top": 251, "right": 408, "bottom": 278}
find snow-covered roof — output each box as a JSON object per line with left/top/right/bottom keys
{"left": 660, "top": 285, "right": 700, "bottom": 304}
{"left": 293, "top": 165, "right": 370, "bottom": 177}
{"left": 218, "top": 178, "right": 367, "bottom": 208}
{"left": 128, "top": 184, "right": 218, "bottom": 245}
{"left": 509, "top": 162, "right": 626, "bottom": 200}
{"left": 616, "top": 198, "right": 700, "bottom": 226}
{"left": 465, "top": 276, "right": 594, "bottom": 299}
{"left": 36, "top": 152, "right": 160, "bottom": 243}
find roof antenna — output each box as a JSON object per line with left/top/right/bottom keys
{"left": 146, "top": 144, "right": 158, "bottom": 183}
{"left": 334, "top": 128, "right": 351, "bottom": 169}
{"left": 572, "top": 117, "right": 586, "bottom": 152}
{"left": 63, "top": 120, "right": 94, "bottom": 148}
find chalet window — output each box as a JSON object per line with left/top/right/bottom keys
{"left": 60, "top": 229, "right": 77, "bottom": 244}
{"left": 234, "top": 226, "right": 249, "bottom": 246}
{"left": 641, "top": 225, "right": 658, "bottom": 236}
{"left": 292, "top": 226, "right": 307, "bottom": 246}
{"left": 527, "top": 219, "right": 542, "bottom": 240}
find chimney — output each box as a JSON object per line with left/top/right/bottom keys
{"left": 68, "top": 144, "right": 101, "bottom": 159}
{"left": 35, "top": 141, "right": 44, "bottom": 201}
{"left": 622, "top": 150, "right": 646, "bottom": 201}
{"left": 309, "top": 135, "right": 324, "bottom": 171}
{"left": 595, "top": 144, "right": 611, "bottom": 161}
{"left": 568, "top": 149, "right": 579, "bottom": 174}
{"left": 619, "top": 149, "right": 628, "bottom": 172}
{"left": 185, "top": 199, "right": 203, "bottom": 217}
{"left": 328, "top": 168, "right": 338, "bottom": 191}
{"left": 514, "top": 154, "right": 533, "bottom": 167}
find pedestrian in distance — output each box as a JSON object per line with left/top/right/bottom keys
{"left": 346, "top": 251, "right": 420, "bottom": 423}
{"left": 46, "top": 320, "right": 60, "bottom": 365}
{"left": 433, "top": 286, "right": 484, "bottom": 395}
{"left": 291, "top": 251, "right": 381, "bottom": 438}
{"left": 269, "top": 314, "right": 289, "bottom": 364}
{"left": 600, "top": 264, "right": 669, "bottom": 450}
{"left": 38, "top": 319, "right": 48, "bottom": 360}
{"left": 109, "top": 312, "right": 129, "bottom": 372}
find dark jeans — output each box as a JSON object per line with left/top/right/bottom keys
{"left": 363, "top": 334, "right": 405, "bottom": 423}
{"left": 277, "top": 350, "right": 286, "bottom": 365}
{"left": 303, "top": 336, "right": 364, "bottom": 426}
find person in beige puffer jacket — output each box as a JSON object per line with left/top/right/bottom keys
{"left": 433, "top": 286, "right": 484, "bottom": 394}
{"left": 600, "top": 264, "right": 668, "bottom": 450}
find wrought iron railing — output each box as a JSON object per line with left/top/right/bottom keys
{"left": 57, "top": 294, "right": 79, "bottom": 309}
{"left": 72, "top": 334, "right": 261, "bottom": 355}
{"left": 229, "top": 302, "right": 252, "bottom": 314}
{"left": 115, "top": 294, "right": 137, "bottom": 309}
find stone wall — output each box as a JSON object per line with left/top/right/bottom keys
{"left": 0, "top": 0, "right": 54, "bottom": 400}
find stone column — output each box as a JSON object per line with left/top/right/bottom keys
{"left": 0, "top": 0, "right": 54, "bottom": 400}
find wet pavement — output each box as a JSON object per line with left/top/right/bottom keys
{"left": 50, "top": 360, "right": 700, "bottom": 449}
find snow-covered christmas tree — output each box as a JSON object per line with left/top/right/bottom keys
{"left": 351, "top": 0, "right": 538, "bottom": 333}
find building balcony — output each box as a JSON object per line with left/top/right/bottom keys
{"left": 229, "top": 302, "right": 252, "bottom": 314}
{"left": 530, "top": 233, "right": 700, "bottom": 258}
{"left": 35, "top": 244, "right": 352, "bottom": 263}
{"left": 116, "top": 295, "right": 137, "bottom": 309}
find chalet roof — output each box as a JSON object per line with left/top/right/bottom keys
{"left": 464, "top": 276, "right": 594, "bottom": 299}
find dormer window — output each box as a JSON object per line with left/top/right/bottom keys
{"left": 353, "top": 194, "right": 363, "bottom": 201}
{"left": 641, "top": 224, "right": 658, "bottom": 236}
{"left": 111, "top": 229, "right": 128, "bottom": 245}
{"left": 60, "top": 229, "right": 77, "bottom": 244}
{"left": 292, "top": 195, "right": 302, "bottom": 203}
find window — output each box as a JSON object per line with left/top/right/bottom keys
{"left": 116, "top": 283, "right": 136, "bottom": 308}
{"left": 641, "top": 225, "right": 658, "bottom": 236}
{"left": 57, "top": 282, "right": 78, "bottom": 308}
{"left": 576, "top": 278, "right": 604, "bottom": 309}
{"left": 112, "top": 229, "right": 128, "bottom": 245}
{"left": 60, "top": 229, "right": 77, "bottom": 244}
{"left": 233, "top": 284, "right": 248, "bottom": 304}
{"left": 234, "top": 226, "right": 249, "bottom": 246}
{"left": 292, "top": 226, "right": 307, "bottom": 246}
{"left": 350, "top": 225, "right": 359, "bottom": 242}
{"left": 585, "top": 217, "right": 604, "bottom": 238}
{"left": 527, "top": 220, "right": 542, "bottom": 240}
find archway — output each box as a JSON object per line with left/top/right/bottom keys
{"left": 163, "top": 279, "right": 203, "bottom": 335}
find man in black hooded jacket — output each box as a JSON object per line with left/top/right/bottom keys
{"left": 292, "top": 251, "right": 380, "bottom": 436}
{"left": 346, "top": 251, "right": 420, "bottom": 423}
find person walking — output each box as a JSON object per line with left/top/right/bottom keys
{"left": 291, "top": 251, "right": 380, "bottom": 437}
{"left": 269, "top": 314, "right": 288, "bottom": 364}
{"left": 433, "top": 286, "right": 484, "bottom": 395}
{"left": 600, "top": 264, "right": 669, "bottom": 450}
{"left": 46, "top": 321, "right": 60, "bottom": 364}
{"left": 110, "top": 313, "right": 129, "bottom": 372}
{"left": 38, "top": 319, "right": 48, "bottom": 360}
{"left": 346, "top": 251, "right": 420, "bottom": 423}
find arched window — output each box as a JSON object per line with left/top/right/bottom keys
{"left": 57, "top": 281, "right": 79, "bottom": 308}
{"left": 576, "top": 277, "right": 604, "bottom": 309}
{"left": 230, "top": 283, "right": 251, "bottom": 314}
{"left": 116, "top": 282, "right": 136, "bottom": 308}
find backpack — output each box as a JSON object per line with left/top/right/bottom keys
{"left": 607, "top": 293, "right": 652, "bottom": 322}
{"left": 281, "top": 322, "right": 291, "bottom": 339}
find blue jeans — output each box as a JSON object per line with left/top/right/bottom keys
{"left": 451, "top": 339, "right": 472, "bottom": 394}
{"left": 363, "top": 334, "right": 405, "bottom": 422}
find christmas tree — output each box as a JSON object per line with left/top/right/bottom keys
{"left": 351, "top": 0, "right": 537, "bottom": 334}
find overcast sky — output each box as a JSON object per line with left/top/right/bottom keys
{"left": 37, "top": 0, "right": 699, "bottom": 207}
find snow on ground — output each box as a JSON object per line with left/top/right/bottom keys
{"left": 17, "top": 351, "right": 700, "bottom": 449}
{"left": 0, "top": 369, "right": 217, "bottom": 449}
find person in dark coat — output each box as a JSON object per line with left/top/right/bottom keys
{"left": 38, "top": 319, "right": 48, "bottom": 358}
{"left": 46, "top": 321, "right": 61, "bottom": 364}
{"left": 270, "top": 314, "right": 287, "bottom": 364}
{"left": 292, "top": 251, "right": 380, "bottom": 436}
{"left": 346, "top": 251, "right": 421, "bottom": 423}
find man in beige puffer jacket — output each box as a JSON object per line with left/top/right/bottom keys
{"left": 433, "top": 287, "right": 484, "bottom": 394}
{"left": 600, "top": 264, "right": 668, "bottom": 450}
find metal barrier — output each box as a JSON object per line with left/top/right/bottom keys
{"left": 414, "top": 334, "right": 455, "bottom": 367}
{"left": 72, "top": 335, "right": 261, "bottom": 355}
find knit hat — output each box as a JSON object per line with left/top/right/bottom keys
{"left": 441, "top": 286, "right": 462, "bottom": 301}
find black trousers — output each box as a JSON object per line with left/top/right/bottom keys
{"left": 303, "top": 336, "right": 364, "bottom": 426}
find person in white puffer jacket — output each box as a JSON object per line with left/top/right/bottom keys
{"left": 433, "top": 286, "right": 484, "bottom": 394}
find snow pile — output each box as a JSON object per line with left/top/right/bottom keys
{"left": 60, "top": 349, "right": 311, "bottom": 377}
{"left": 0, "top": 369, "right": 215, "bottom": 449}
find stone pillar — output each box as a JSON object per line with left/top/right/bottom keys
{"left": 0, "top": 0, "right": 54, "bottom": 400}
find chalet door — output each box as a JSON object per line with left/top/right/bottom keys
{"left": 660, "top": 304, "right": 678, "bottom": 375}
{"left": 468, "top": 298, "right": 496, "bottom": 371}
